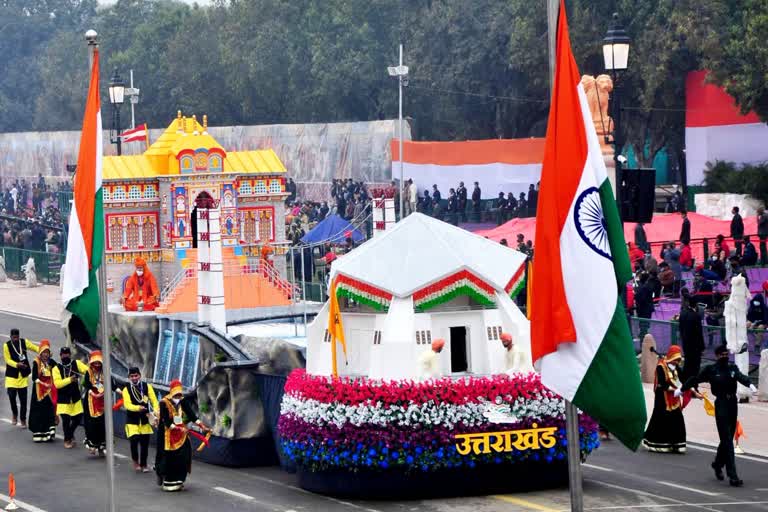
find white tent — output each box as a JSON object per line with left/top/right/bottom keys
{"left": 309, "top": 213, "right": 531, "bottom": 379}
{"left": 330, "top": 213, "right": 527, "bottom": 297}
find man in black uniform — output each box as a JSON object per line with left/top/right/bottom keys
{"left": 680, "top": 344, "right": 757, "bottom": 486}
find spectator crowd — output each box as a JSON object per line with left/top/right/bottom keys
{"left": 0, "top": 175, "right": 69, "bottom": 253}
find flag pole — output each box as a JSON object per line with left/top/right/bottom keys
{"left": 88, "top": 32, "right": 118, "bottom": 512}
{"left": 547, "top": 1, "right": 584, "bottom": 511}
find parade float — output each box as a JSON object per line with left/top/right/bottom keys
{"left": 65, "top": 112, "right": 311, "bottom": 467}
{"left": 277, "top": 214, "right": 600, "bottom": 498}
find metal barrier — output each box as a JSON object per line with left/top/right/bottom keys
{"left": 629, "top": 316, "right": 763, "bottom": 381}
{"left": 57, "top": 190, "right": 73, "bottom": 219}
{"left": 0, "top": 247, "right": 64, "bottom": 284}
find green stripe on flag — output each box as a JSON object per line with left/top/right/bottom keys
{"left": 572, "top": 300, "right": 647, "bottom": 450}
{"left": 599, "top": 179, "right": 632, "bottom": 286}
{"left": 66, "top": 188, "right": 104, "bottom": 339}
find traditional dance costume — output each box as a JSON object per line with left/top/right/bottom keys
{"left": 643, "top": 345, "right": 686, "bottom": 453}
{"left": 83, "top": 352, "right": 107, "bottom": 454}
{"left": 4, "top": 335, "right": 39, "bottom": 425}
{"left": 28, "top": 341, "right": 57, "bottom": 442}
{"left": 155, "top": 380, "right": 205, "bottom": 492}
{"left": 53, "top": 357, "right": 90, "bottom": 446}
{"left": 122, "top": 380, "right": 159, "bottom": 469}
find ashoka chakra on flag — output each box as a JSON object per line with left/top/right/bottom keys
{"left": 574, "top": 187, "right": 611, "bottom": 260}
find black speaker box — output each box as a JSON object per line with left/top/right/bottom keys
{"left": 620, "top": 168, "right": 655, "bottom": 224}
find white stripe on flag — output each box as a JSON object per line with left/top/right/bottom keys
{"left": 62, "top": 204, "right": 89, "bottom": 305}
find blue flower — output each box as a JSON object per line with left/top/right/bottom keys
{"left": 357, "top": 443, "right": 364, "bottom": 450}
{"left": 406, "top": 456, "right": 414, "bottom": 464}
{"left": 392, "top": 451, "right": 399, "bottom": 459}
{"left": 403, "top": 442, "right": 410, "bottom": 449}
{"left": 334, "top": 456, "right": 340, "bottom": 463}
{"left": 415, "top": 447, "right": 424, "bottom": 455}
{"left": 380, "top": 460, "right": 389, "bottom": 469}
{"left": 494, "top": 457, "right": 502, "bottom": 464}
{"left": 369, "top": 448, "right": 377, "bottom": 456}
{"left": 557, "top": 452, "right": 565, "bottom": 460}
{"left": 532, "top": 454, "right": 539, "bottom": 461}
{"left": 546, "top": 456, "right": 553, "bottom": 463}
{"left": 352, "top": 454, "right": 359, "bottom": 462}
{"left": 421, "top": 464, "right": 429, "bottom": 472}
{"left": 468, "top": 461, "right": 476, "bottom": 468}
{"left": 382, "top": 447, "right": 389, "bottom": 454}
{"left": 327, "top": 439, "right": 334, "bottom": 446}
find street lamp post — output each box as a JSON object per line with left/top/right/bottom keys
{"left": 388, "top": 44, "right": 409, "bottom": 219}
{"left": 108, "top": 70, "right": 126, "bottom": 156}
{"left": 603, "top": 12, "right": 631, "bottom": 221}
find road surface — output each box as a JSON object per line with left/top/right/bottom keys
{"left": 1, "top": 312, "right": 767, "bottom": 511}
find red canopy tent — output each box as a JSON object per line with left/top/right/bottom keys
{"left": 477, "top": 212, "right": 759, "bottom": 262}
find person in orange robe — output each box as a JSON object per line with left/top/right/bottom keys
{"left": 123, "top": 257, "right": 160, "bottom": 312}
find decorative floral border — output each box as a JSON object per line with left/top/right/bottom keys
{"left": 278, "top": 370, "right": 599, "bottom": 473}
{"left": 505, "top": 265, "right": 526, "bottom": 299}
{"left": 335, "top": 274, "right": 392, "bottom": 312}
{"left": 413, "top": 269, "right": 497, "bottom": 311}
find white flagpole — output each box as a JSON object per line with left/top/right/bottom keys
{"left": 547, "top": 2, "right": 584, "bottom": 511}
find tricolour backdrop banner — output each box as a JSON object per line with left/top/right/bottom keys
{"left": 685, "top": 70, "right": 768, "bottom": 186}
{"left": 390, "top": 138, "right": 544, "bottom": 200}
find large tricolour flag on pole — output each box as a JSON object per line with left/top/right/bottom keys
{"left": 531, "top": 0, "right": 646, "bottom": 450}
{"left": 62, "top": 48, "right": 104, "bottom": 339}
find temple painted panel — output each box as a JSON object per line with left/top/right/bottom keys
{"left": 105, "top": 211, "right": 160, "bottom": 252}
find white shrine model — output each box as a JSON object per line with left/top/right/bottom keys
{"left": 306, "top": 213, "right": 530, "bottom": 379}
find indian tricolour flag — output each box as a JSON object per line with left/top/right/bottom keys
{"left": 62, "top": 48, "right": 104, "bottom": 338}
{"left": 531, "top": 0, "right": 646, "bottom": 450}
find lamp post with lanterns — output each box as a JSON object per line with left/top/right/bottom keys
{"left": 108, "top": 70, "right": 126, "bottom": 156}
{"left": 602, "top": 12, "right": 630, "bottom": 220}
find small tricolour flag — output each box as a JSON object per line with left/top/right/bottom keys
{"left": 121, "top": 123, "right": 148, "bottom": 144}
{"left": 62, "top": 48, "right": 104, "bottom": 338}
{"left": 531, "top": 0, "right": 646, "bottom": 450}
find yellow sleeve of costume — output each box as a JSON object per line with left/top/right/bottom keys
{"left": 25, "top": 339, "right": 40, "bottom": 353}
{"left": 76, "top": 360, "right": 90, "bottom": 374}
{"left": 122, "top": 387, "right": 142, "bottom": 412}
{"left": 3, "top": 343, "right": 17, "bottom": 369}
{"left": 53, "top": 366, "right": 73, "bottom": 389}
{"left": 148, "top": 384, "right": 159, "bottom": 413}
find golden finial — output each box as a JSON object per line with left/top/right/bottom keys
{"left": 203, "top": 114, "right": 208, "bottom": 134}
{"left": 181, "top": 116, "right": 188, "bottom": 136}
{"left": 177, "top": 112, "right": 184, "bottom": 134}
{"left": 192, "top": 114, "right": 199, "bottom": 135}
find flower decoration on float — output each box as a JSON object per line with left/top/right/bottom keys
{"left": 278, "top": 370, "right": 600, "bottom": 473}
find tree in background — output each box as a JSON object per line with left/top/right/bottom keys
{"left": 0, "top": 0, "right": 761, "bottom": 177}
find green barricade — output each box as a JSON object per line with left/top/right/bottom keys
{"left": 0, "top": 247, "right": 64, "bottom": 284}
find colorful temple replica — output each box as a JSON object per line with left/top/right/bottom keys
{"left": 101, "top": 111, "right": 292, "bottom": 315}
{"left": 277, "top": 214, "right": 600, "bottom": 498}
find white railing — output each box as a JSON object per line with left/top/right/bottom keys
{"left": 159, "top": 257, "right": 298, "bottom": 305}
{"left": 159, "top": 266, "right": 195, "bottom": 302}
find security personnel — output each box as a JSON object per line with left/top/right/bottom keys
{"left": 3, "top": 328, "right": 40, "bottom": 427}
{"left": 122, "top": 367, "right": 159, "bottom": 472}
{"left": 680, "top": 344, "right": 757, "bottom": 487}
{"left": 52, "top": 346, "right": 89, "bottom": 448}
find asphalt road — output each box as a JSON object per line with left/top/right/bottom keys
{"left": 1, "top": 312, "right": 767, "bottom": 512}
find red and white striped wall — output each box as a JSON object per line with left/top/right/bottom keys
{"left": 685, "top": 70, "right": 768, "bottom": 185}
